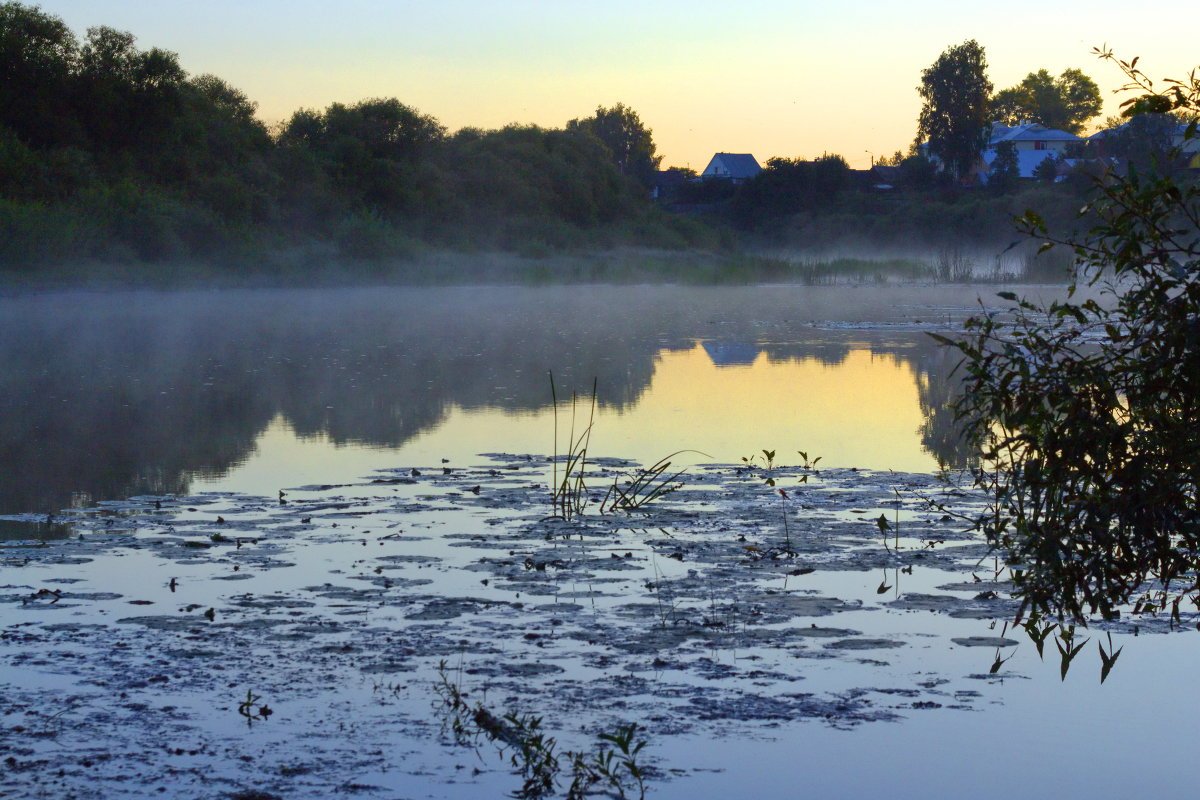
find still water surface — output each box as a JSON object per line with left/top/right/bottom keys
{"left": 3, "top": 284, "right": 1196, "bottom": 799}
{"left": 1, "top": 284, "right": 972, "bottom": 518}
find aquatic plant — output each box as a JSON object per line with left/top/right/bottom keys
{"left": 777, "top": 488, "right": 795, "bottom": 554}
{"left": 236, "top": 689, "right": 273, "bottom": 726}
{"left": 434, "top": 661, "right": 649, "bottom": 799}
{"left": 549, "top": 373, "right": 596, "bottom": 521}
{"left": 600, "top": 450, "right": 707, "bottom": 514}
{"left": 796, "top": 450, "right": 822, "bottom": 473}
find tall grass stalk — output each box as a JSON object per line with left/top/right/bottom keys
{"left": 549, "top": 372, "right": 596, "bottom": 521}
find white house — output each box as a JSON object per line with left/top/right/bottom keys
{"left": 921, "top": 123, "right": 1082, "bottom": 182}
{"left": 700, "top": 153, "right": 762, "bottom": 182}
{"left": 989, "top": 122, "right": 1080, "bottom": 154}
{"left": 980, "top": 123, "right": 1082, "bottom": 181}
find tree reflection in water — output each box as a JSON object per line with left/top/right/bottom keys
{"left": 0, "top": 285, "right": 980, "bottom": 517}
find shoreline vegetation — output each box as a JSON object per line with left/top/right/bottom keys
{"left": 0, "top": 247, "right": 1076, "bottom": 295}
{"left": 0, "top": 4, "right": 1096, "bottom": 291}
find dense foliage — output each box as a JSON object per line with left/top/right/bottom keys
{"left": 728, "top": 154, "right": 852, "bottom": 224}
{"left": 566, "top": 103, "right": 662, "bottom": 190}
{"left": 0, "top": 3, "right": 706, "bottom": 276}
{"left": 990, "top": 68, "right": 1103, "bottom": 134}
{"left": 939, "top": 53, "right": 1200, "bottom": 623}
{"left": 917, "top": 40, "right": 993, "bottom": 181}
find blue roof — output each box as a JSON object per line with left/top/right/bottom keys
{"left": 703, "top": 153, "right": 762, "bottom": 179}
{"left": 990, "top": 123, "right": 1080, "bottom": 145}
{"left": 1088, "top": 119, "right": 1192, "bottom": 140}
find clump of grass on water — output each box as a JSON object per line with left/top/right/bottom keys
{"left": 600, "top": 450, "right": 708, "bottom": 514}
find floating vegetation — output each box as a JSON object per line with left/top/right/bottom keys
{"left": 236, "top": 688, "right": 273, "bottom": 726}
{"left": 435, "top": 661, "right": 648, "bottom": 799}
{"left": 2, "top": 451, "right": 1174, "bottom": 797}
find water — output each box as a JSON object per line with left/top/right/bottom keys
{"left": 0, "top": 284, "right": 980, "bottom": 518}
{"left": 2, "top": 283, "right": 1193, "bottom": 799}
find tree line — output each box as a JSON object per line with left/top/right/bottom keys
{"left": 677, "top": 40, "right": 1196, "bottom": 257}
{"left": 0, "top": 3, "right": 705, "bottom": 274}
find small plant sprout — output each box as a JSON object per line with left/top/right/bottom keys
{"left": 796, "top": 450, "right": 822, "bottom": 471}
{"left": 876, "top": 568, "right": 892, "bottom": 595}
{"left": 778, "top": 488, "right": 794, "bottom": 554}
{"left": 1055, "top": 626, "right": 1090, "bottom": 681}
{"left": 876, "top": 514, "right": 892, "bottom": 552}
{"left": 1021, "top": 615, "right": 1058, "bottom": 659}
{"left": 236, "top": 689, "right": 273, "bottom": 726}
{"left": 1098, "top": 632, "right": 1124, "bottom": 684}
{"left": 987, "top": 622, "right": 1016, "bottom": 674}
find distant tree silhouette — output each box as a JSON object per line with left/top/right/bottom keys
{"left": 917, "top": 40, "right": 992, "bottom": 181}
{"left": 567, "top": 103, "right": 662, "bottom": 189}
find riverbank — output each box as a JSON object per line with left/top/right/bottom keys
{"left": 0, "top": 246, "right": 1072, "bottom": 296}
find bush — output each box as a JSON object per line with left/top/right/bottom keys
{"left": 939, "top": 53, "right": 1200, "bottom": 624}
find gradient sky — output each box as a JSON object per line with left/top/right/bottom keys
{"left": 34, "top": 0, "right": 1199, "bottom": 169}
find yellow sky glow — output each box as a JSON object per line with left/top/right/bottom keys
{"left": 34, "top": 0, "right": 1200, "bottom": 169}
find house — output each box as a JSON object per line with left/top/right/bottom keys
{"left": 1087, "top": 117, "right": 1200, "bottom": 170}
{"left": 979, "top": 122, "right": 1082, "bottom": 182}
{"left": 701, "top": 340, "right": 760, "bottom": 367}
{"left": 988, "top": 122, "right": 1080, "bottom": 154}
{"left": 868, "top": 164, "right": 902, "bottom": 189}
{"left": 921, "top": 122, "right": 1082, "bottom": 182}
{"left": 700, "top": 153, "right": 762, "bottom": 183}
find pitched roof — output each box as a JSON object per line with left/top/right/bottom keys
{"left": 990, "top": 122, "right": 1080, "bottom": 144}
{"left": 703, "top": 153, "right": 762, "bottom": 179}
{"left": 1088, "top": 119, "right": 1193, "bottom": 140}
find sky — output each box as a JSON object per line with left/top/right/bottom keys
{"left": 33, "top": 0, "right": 1200, "bottom": 169}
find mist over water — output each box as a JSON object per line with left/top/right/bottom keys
{"left": 0, "top": 284, "right": 996, "bottom": 516}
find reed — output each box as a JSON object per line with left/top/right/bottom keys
{"left": 600, "top": 450, "right": 708, "bottom": 514}
{"left": 549, "top": 373, "right": 596, "bottom": 521}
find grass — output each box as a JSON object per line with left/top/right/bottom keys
{"left": 434, "top": 660, "right": 649, "bottom": 799}
{"left": 549, "top": 374, "right": 596, "bottom": 521}
{"left": 549, "top": 376, "right": 700, "bottom": 521}
{"left": 600, "top": 450, "right": 708, "bottom": 514}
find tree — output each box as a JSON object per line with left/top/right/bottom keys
{"left": 897, "top": 152, "right": 942, "bottom": 189}
{"left": 1092, "top": 112, "right": 1187, "bottom": 172}
{"left": 73, "top": 25, "right": 187, "bottom": 150}
{"left": 986, "top": 140, "right": 1019, "bottom": 192}
{"left": 937, "top": 52, "right": 1200, "bottom": 631}
{"left": 917, "top": 40, "right": 993, "bottom": 182}
{"left": 567, "top": 103, "right": 661, "bottom": 189}
{"left": 1031, "top": 154, "right": 1059, "bottom": 182}
{"left": 730, "top": 153, "right": 851, "bottom": 226}
{"left": 0, "top": 1, "right": 80, "bottom": 146}
{"left": 279, "top": 98, "right": 446, "bottom": 212}
{"left": 990, "top": 68, "right": 1103, "bottom": 134}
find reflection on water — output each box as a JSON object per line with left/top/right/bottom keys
{"left": 0, "top": 285, "right": 981, "bottom": 515}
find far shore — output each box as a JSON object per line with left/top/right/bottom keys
{"left": 0, "top": 246, "right": 1071, "bottom": 295}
